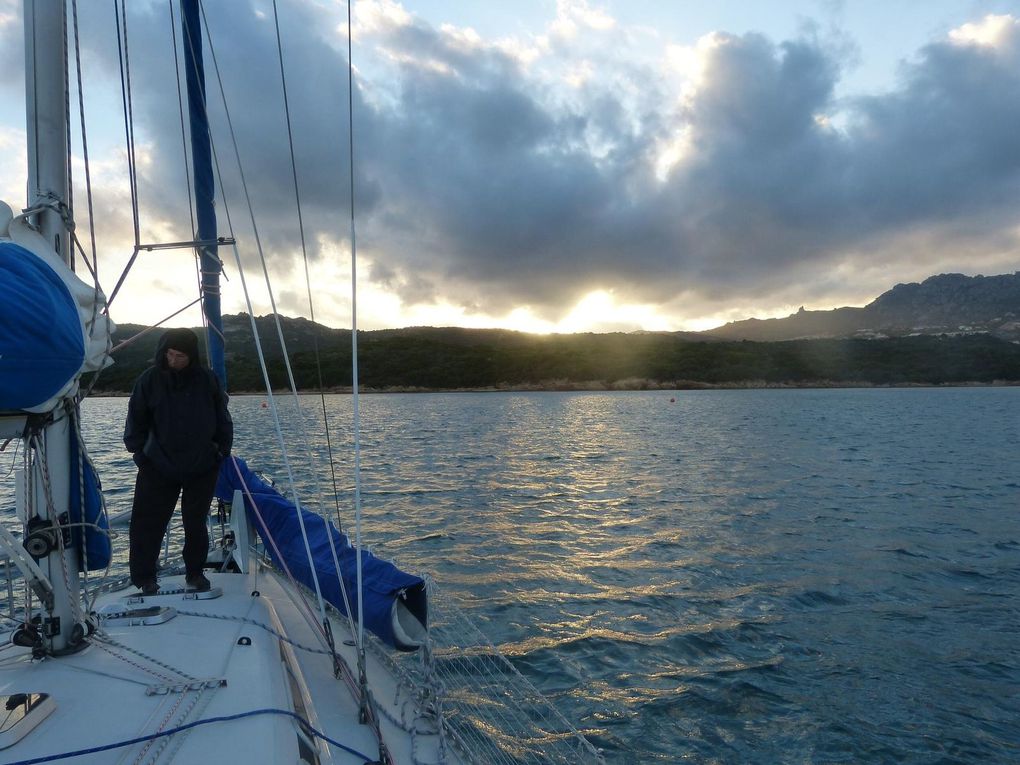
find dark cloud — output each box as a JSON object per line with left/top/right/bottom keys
{"left": 0, "top": 3, "right": 22, "bottom": 87}
{"left": 5, "top": 3, "right": 1020, "bottom": 326}
{"left": 353, "top": 11, "right": 1020, "bottom": 320}
{"left": 847, "top": 28, "right": 1020, "bottom": 225}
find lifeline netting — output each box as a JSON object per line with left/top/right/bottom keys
{"left": 369, "top": 576, "right": 605, "bottom": 765}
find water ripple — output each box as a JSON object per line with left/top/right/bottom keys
{"left": 12, "top": 387, "right": 1014, "bottom": 764}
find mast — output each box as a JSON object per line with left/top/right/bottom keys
{"left": 23, "top": 0, "right": 85, "bottom": 654}
{"left": 181, "top": 0, "right": 225, "bottom": 384}
{"left": 25, "top": 0, "right": 69, "bottom": 261}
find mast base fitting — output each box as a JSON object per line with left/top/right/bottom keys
{"left": 12, "top": 623, "right": 40, "bottom": 648}
{"left": 23, "top": 516, "right": 70, "bottom": 560}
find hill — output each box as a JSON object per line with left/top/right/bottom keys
{"left": 92, "top": 311, "right": 1020, "bottom": 393}
{"left": 703, "top": 272, "right": 1020, "bottom": 342}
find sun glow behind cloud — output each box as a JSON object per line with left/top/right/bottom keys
{"left": 4, "top": 3, "right": 1019, "bottom": 337}
{"left": 383, "top": 290, "right": 682, "bottom": 335}
{"left": 653, "top": 33, "right": 725, "bottom": 179}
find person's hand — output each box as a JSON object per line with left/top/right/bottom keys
{"left": 132, "top": 452, "right": 150, "bottom": 469}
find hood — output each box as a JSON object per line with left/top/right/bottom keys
{"left": 156, "top": 328, "right": 201, "bottom": 370}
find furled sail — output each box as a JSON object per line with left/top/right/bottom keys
{"left": 68, "top": 428, "right": 112, "bottom": 571}
{"left": 0, "top": 203, "right": 114, "bottom": 413}
{"left": 216, "top": 457, "right": 428, "bottom": 651}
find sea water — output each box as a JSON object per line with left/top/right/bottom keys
{"left": 12, "top": 388, "right": 1020, "bottom": 763}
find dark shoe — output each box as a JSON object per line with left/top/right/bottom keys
{"left": 138, "top": 581, "right": 159, "bottom": 596}
{"left": 186, "top": 573, "right": 211, "bottom": 592}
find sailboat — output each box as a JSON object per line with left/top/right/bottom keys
{"left": 0, "top": 2, "right": 603, "bottom": 763}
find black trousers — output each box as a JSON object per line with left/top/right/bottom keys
{"left": 128, "top": 463, "right": 219, "bottom": 586}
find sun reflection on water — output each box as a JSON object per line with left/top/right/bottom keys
{"left": 34, "top": 388, "right": 1018, "bottom": 763}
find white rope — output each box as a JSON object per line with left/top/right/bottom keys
{"left": 193, "top": 5, "right": 349, "bottom": 637}
{"left": 181, "top": 8, "right": 331, "bottom": 635}
{"left": 208, "top": 2, "right": 382, "bottom": 752}
{"left": 113, "top": 0, "right": 140, "bottom": 250}
{"left": 345, "top": 0, "right": 368, "bottom": 681}
{"left": 69, "top": 0, "right": 99, "bottom": 279}
{"left": 30, "top": 432, "right": 86, "bottom": 628}
{"left": 92, "top": 636, "right": 198, "bottom": 685}
{"left": 227, "top": 459, "right": 337, "bottom": 654}
{"left": 267, "top": 0, "right": 354, "bottom": 640}
{"left": 184, "top": 24, "right": 378, "bottom": 749}
{"left": 268, "top": 0, "right": 347, "bottom": 535}
{"left": 68, "top": 405, "right": 116, "bottom": 613}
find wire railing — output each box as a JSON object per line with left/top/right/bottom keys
{"left": 0, "top": 502, "right": 605, "bottom": 765}
{"left": 376, "top": 577, "right": 606, "bottom": 765}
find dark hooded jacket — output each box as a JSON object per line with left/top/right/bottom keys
{"left": 124, "top": 328, "right": 233, "bottom": 481}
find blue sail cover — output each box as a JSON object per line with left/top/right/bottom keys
{"left": 69, "top": 428, "right": 111, "bottom": 571}
{"left": 0, "top": 242, "right": 85, "bottom": 411}
{"left": 216, "top": 457, "right": 428, "bottom": 651}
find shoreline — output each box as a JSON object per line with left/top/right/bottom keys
{"left": 86, "top": 379, "right": 1020, "bottom": 396}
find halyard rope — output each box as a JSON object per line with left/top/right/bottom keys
{"left": 192, "top": 4, "right": 332, "bottom": 635}
{"left": 268, "top": 0, "right": 347, "bottom": 536}
{"left": 194, "top": 5, "right": 390, "bottom": 754}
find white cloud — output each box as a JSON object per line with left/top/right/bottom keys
{"left": 557, "top": 0, "right": 616, "bottom": 32}
{"left": 6, "top": 3, "right": 1020, "bottom": 333}
{"left": 354, "top": 0, "right": 412, "bottom": 35}
{"left": 0, "top": 126, "right": 26, "bottom": 206}
{"left": 949, "top": 14, "right": 1015, "bottom": 49}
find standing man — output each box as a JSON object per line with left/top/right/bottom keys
{"left": 124, "top": 328, "right": 233, "bottom": 593}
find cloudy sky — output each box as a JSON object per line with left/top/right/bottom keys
{"left": 2, "top": 0, "right": 1019, "bottom": 333}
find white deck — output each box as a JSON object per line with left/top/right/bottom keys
{"left": 0, "top": 568, "right": 458, "bottom": 764}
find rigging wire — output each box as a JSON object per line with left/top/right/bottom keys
{"left": 226, "top": 460, "right": 355, "bottom": 670}
{"left": 191, "top": 2, "right": 333, "bottom": 624}
{"left": 192, "top": 6, "right": 388, "bottom": 754}
{"left": 104, "top": 0, "right": 143, "bottom": 312}
{"left": 68, "top": 404, "right": 116, "bottom": 612}
{"left": 268, "top": 1, "right": 356, "bottom": 682}
{"left": 97, "top": 1, "right": 223, "bottom": 320}
{"left": 269, "top": 0, "right": 346, "bottom": 535}
{"left": 70, "top": 0, "right": 99, "bottom": 280}
{"left": 69, "top": 0, "right": 115, "bottom": 402}
{"left": 68, "top": 0, "right": 97, "bottom": 279}
{"left": 222, "top": 459, "right": 370, "bottom": 713}
{"left": 169, "top": 0, "right": 197, "bottom": 252}
{"left": 175, "top": 6, "right": 356, "bottom": 684}
{"left": 190, "top": 23, "right": 383, "bottom": 742}
{"left": 193, "top": 5, "right": 366, "bottom": 675}
{"left": 106, "top": 297, "right": 203, "bottom": 355}
{"left": 113, "top": 0, "right": 140, "bottom": 250}
{"left": 346, "top": 0, "right": 369, "bottom": 701}
{"left": 61, "top": 0, "right": 72, "bottom": 271}
{"left": 340, "top": 11, "right": 381, "bottom": 750}
{"left": 168, "top": 0, "right": 210, "bottom": 362}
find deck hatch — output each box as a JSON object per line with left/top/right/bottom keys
{"left": 0, "top": 693, "right": 55, "bottom": 750}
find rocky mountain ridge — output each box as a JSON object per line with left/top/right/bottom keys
{"left": 702, "top": 272, "right": 1020, "bottom": 342}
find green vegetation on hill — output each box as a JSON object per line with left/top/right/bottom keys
{"left": 89, "top": 315, "right": 1020, "bottom": 393}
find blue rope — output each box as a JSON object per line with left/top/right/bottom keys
{"left": 6, "top": 707, "right": 375, "bottom": 764}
